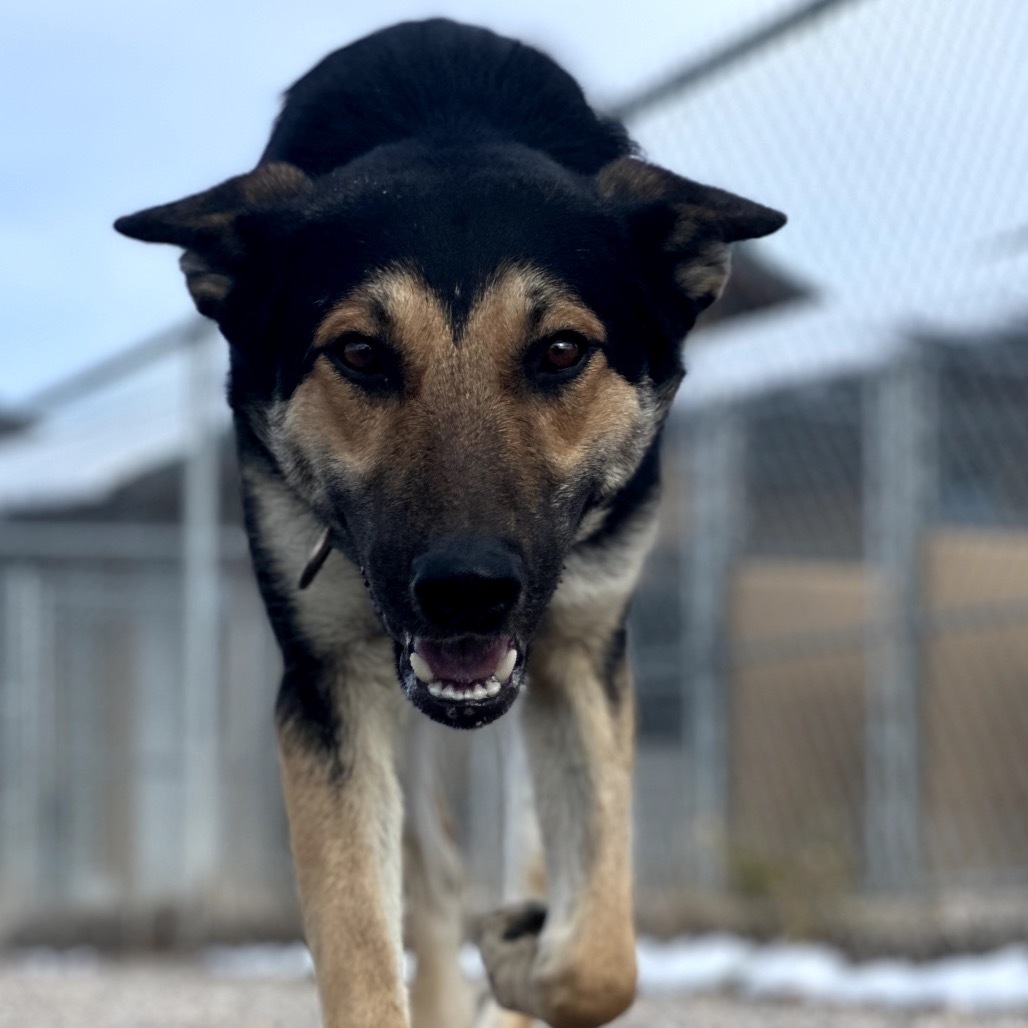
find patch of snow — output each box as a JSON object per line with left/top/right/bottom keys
{"left": 640, "top": 937, "right": 1028, "bottom": 1013}
{"left": 202, "top": 943, "right": 313, "bottom": 981}
{"left": 636, "top": 933, "right": 755, "bottom": 992}
{"left": 458, "top": 943, "right": 486, "bottom": 982}
{"left": 189, "top": 936, "right": 1028, "bottom": 1013}
{"left": 5, "top": 946, "right": 102, "bottom": 977}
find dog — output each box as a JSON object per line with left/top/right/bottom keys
{"left": 116, "top": 19, "right": 784, "bottom": 1028}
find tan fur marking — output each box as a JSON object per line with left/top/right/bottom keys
{"left": 461, "top": 266, "right": 641, "bottom": 482}
{"left": 672, "top": 238, "right": 731, "bottom": 305}
{"left": 463, "top": 266, "right": 606, "bottom": 358}
{"left": 285, "top": 364, "right": 394, "bottom": 478}
{"left": 596, "top": 156, "right": 671, "bottom": 204}
{"left": 597, "top": 157, "right": 733, "bottom": 306}
{"left": 242, "top": 161, "right": 311, "bottom": 204}
{"left": 460, "top": 266, "right": 640, "bottom": 479}
{"left": 288, "top": 269, "right": 453, "bottom": 477}
{"left": 179, "top": 250, "right": 233, "bottom": 308}
{"left": 312, "top": 301, "right": 384, "bottom": 348}
{"left": 532, "top": 360, "right": 641, "bottom": 474}
{"left": 278, "top": 670, "right": 408, "bottom": 1028}
{"left": 285, "top": 264, "right": 645, "bottom": 516}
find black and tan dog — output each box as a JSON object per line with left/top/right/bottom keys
{"left": 116, "top": 19, "right": 784, "bottom": 1028}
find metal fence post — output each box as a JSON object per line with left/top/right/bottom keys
{"left": 134, "top": 577, "right": 185, "bottom": 906}
{"left": 682, "top": 407, "right": 745, "bottom": 890}
{"left": 0, "top": 567, "right": 46, "bottom": 912}
{"left": 863, "top": 348, "right": 934, "bottom": 891}
{"left": 181, "top": 333, "right": 223, "bottom": 908}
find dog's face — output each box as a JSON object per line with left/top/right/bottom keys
{"left": 117, "top": 145, "right": 784, "bottom": 728}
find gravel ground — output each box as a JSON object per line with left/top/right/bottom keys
{"left": 2, "top": 960, "right": 1027, "bottom": 1028}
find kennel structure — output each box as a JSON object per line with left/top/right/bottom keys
{"left": 629, "top": 305, "right": 1028, "bottom": 935}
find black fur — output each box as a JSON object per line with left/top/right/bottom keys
{"left": 602, "top": 618, "right": 630, "bottom": 708}
{"left": 262, "top": 20, "right": 631, "bottom": 177}
{"left": 275, "top": 660, "right": 345, "bottom": 772}
{"left": 500, "top": 901, "right": 548, "bottom": 941}
{"left": 235, "top": 433, "right": 343, "bottom": 757}
{"left": 578, "top": 433, "right": 664, "bottom": 552}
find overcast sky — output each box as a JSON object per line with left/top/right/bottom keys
{"left": 2, "top": 0, "right": 1026, "bottom": 405}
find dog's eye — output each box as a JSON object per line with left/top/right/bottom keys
{"left": 338, "top": 336, "right": 383, "bottom": 373}
{"left": 529, "top": 332, "right": 593, "bottom": 384}
{"left": 541, "top": 335, "right": 587, "bottom": 372}
{"left": 324, "top": 334, "right": 399, "bottom": 391}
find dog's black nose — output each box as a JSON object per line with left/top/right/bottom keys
{"left": 411, "top": 538, "right": 525, "bottom": 634}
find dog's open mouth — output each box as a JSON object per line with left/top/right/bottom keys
{"left": 399, "top": 633, "right": 524, "bottom": 728}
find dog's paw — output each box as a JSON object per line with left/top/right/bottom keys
{"left": 474, "top": 902, "right": 547, "bottom": 1015}
{"left": 475, "top": 901, "right": 635, "bottom": 1028}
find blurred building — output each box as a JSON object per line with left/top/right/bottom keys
{"left": 631, "top": 304, "right": 1028, "bottom": 949}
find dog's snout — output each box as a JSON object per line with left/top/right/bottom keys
{"left": 411, "top": 538, "right": 525, "bottom": 634}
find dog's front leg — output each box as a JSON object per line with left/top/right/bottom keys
{"left": 277, "top": 662, "right": 409, "bottom": 1028}
{"left": 477, "top": 622, "right": 637, "bottom": 1028}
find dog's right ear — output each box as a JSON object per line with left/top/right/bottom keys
{"left": 597, "top": 157, "right": 786, "bottom": 338}
{"left": 114, "top": 162, "right": 311, "bottom": 319}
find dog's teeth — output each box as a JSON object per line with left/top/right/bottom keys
{"left": 428, "top": 682, "right": 443, "bottom": 698}
{"left": 440, "top": 685, "right": 458, "bottom": 700}
{"left": 472, "top": 684, "right": 488, "bottom": 701}
{"left": 486, "top": 678, "right": 501, "bottom": 698}
{"left": 410, "top": 652, "right": 434, "bottom": 683}
{"left": 495, "top": 648, "right": 517, "bottom": 684}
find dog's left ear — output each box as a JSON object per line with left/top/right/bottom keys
{"left": 598, "top": 157, "right": 786, "bottom": 334}
{"left": 115, "top": 162, "right": 311, "bottom": 320}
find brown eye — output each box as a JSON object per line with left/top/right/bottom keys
{"left": 325, "top": 334, "right": 399, "bottom": 393}
{"left": 340, "top": 338, "right": 380, "bottom": 372}
{"left": 540, "top": 334, "right": 588, "bottom": 373}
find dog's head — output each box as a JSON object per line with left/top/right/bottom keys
{"left": 116, "top": 144, "right": 784, "bottom": 727}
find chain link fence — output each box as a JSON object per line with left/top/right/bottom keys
{"left": 629, "top": 327, "right": 1028, "bottom": 950}
{"left": 1, "top": 0, "right": 1027, "bottom": 950}
{"left": 618, "top": 0, "right": 1028, "bottom": 949}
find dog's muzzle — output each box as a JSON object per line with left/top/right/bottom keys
{"left": 398, "top": 536, "right": 528, "bottom": 728}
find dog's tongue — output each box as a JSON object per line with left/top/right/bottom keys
{"left": 415, "top": 636, "right": 510, "bottom": 683}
